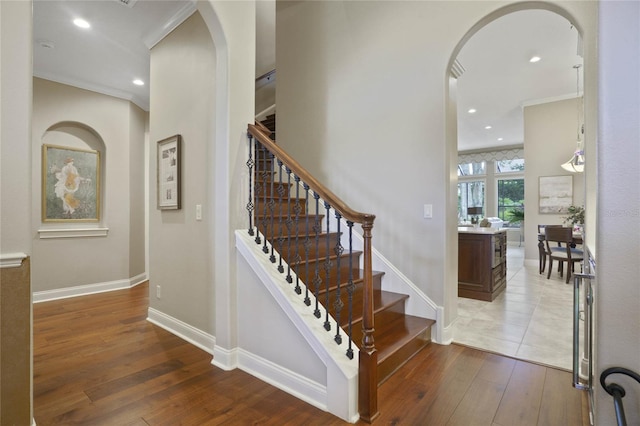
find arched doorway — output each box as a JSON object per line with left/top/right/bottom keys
{"left": 445, "top": 3, "right": 592, "bottom": 371}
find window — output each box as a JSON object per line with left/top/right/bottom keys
{"left": 497, "top": 178, "right": 524, "bottom": 226}
{"left": 458, "top": 180, "right": 485, "bottom": 222}
{"left": 496, "top": 159, "right": 525, "bottom": 173}
{"left": 458, "top": 161, "right": 486, "bottom": 176}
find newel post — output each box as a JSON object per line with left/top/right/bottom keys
{"left": 359, "top": 216, "right": 379, "bottom": 423}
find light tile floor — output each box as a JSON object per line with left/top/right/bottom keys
{"left": 453, "top": 242, "right": 573, "bottom": 371}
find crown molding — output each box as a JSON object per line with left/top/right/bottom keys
{"left": 143, "top": 0, "right": 197, "bottom": 49}
{"left": 33, "top": 71, "right": 149, "bottom": 112}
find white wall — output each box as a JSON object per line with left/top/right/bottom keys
{"left": 148, "top": 11, "right": 216, "bottom": 335}
{"left": 277, "top": 1, "right": 597, "bottom": 330}
{"left": 523, "top": 98, "right": 585, "bottom": 261}
{"left": 595, "top": 2, "right": 640, "bottom": 424}
{"left": 31, "top": 78, "right": 146, "bottom": 293}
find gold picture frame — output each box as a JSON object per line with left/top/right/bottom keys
{"left": 42, "top": 144, "right": 101, "bottom": 222}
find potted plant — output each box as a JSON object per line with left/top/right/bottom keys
{"left": 563, "top": 205, "right": 585, "bottom": 232}
{"left": 506, "top": 208, "right": 525, "bottom": 225}
{"left": 506, "top": 208, "right": 525, "bottom": 244}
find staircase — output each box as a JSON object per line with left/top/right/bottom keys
{"left": 250, "top": 118, "right": 435, "bottom": 422}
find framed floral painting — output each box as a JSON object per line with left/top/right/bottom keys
{"left": 42, "top": 144, "right": 100, "bottom": 222}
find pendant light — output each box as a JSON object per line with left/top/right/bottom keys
{"left": 561, "top": 64, "right": 585, "bottom": 173}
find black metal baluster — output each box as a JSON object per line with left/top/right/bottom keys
{"left": 333, "top": 212, "right": 343, "bottom": 344}
{"left": 261, "top": 148, "right": 270, "bottom": 253}
{"left": 323, "top": 201, "right": 332, "bottom": 332}
{"left": 346, "top": 221, "right": 355, "bottom": 359}
{"left": 286, "top": 169, "right": 296, "bottom": 284}
{"left": 246, "top": 134, "right": 255, "bottom": 236}
{"left": 256, "top": 146, "right": 267, "bottom": 246}
{"left": 267, "top": 151, "right": 276, "bottom": 261}
{"left": 313, "top": 193, "right": 322, "bottom": 319}
{"left": 276, "top": 160, "right": 285, "bottom": 272}
{"left": 303, "top": 183, "right": 311, "bottom": 306}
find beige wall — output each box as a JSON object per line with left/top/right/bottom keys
{"left": 1, "top": 0, "right": 32, "bottom": 255}
{"left": 0, "top": 1, "right": 33, "bottom": 421}
{"left": 148, "top": 12, "right": 216, "bottom": 334}
{"left": 129, "top": 104, "right": 147, "bottom": 278}
{"left": 277, "top": 1, "right": 597, "bottom": 329}
{"left": 31, "top": 78, "right": 146, "bottom": 292}
{"left": 523, "top": 98, "right": 585, "bottom": 261}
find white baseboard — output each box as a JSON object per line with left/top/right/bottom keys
{"left": 33, "top": 273, "right": 148, "bottom": 303}
{"left": 212, "top": 345, "right": 238, "bottom": 371}
{"left": 147, "top": 307, "right": 215, "bottom": 355}
{"left": 237, "top": 348, "right": 327, "bottom": 413}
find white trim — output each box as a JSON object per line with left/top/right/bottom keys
{"left": 435, "top": 306, "right": 455, "bottom": 345}
{"left": 0, "top": 252, "right": 28, "bottom": 268}
{"left": 147, "top": 307, "right": 215, "bottom": 355}
{"left": 520, "top": 92, "right": 581, "bottom": 109}
{"left": 33, "top": 71, "right": 149, "bottom": 111}
{"left": 212, "top": 345, "right": 238, "bottom": 371}
{"left": 143, "top": 1, "right": 198, "bottom": 49}
{"left": 237, "top": 348, "right": 328, "bottom": 413}
{"left": 33, "top": 273, "right": 147, "bottom": 303}
{"left": 37, "top": 227, "right": 109, "bottom": 239}
{"left": 255, "top": 104, "right": 276, "bottom": 122}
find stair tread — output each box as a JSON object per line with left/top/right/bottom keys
{"left": 352, "top": 314, "right": 434, "bottom": 363}
{"left": 343, "top": 290, "right": 407, "bottom": 326}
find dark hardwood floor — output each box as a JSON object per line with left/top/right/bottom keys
{"left": 33, "top": 282, "right": 590, "bottom": 425}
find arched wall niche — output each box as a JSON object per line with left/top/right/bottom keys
{"left": 43, "top": 121, "right": 106, "bottom": 153}
{"left": 41, "top": 120, "right": 107, "bottom": 225}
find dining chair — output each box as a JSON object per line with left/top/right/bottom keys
{"left": 538, "top": 224, "right": 563, "bottom": 274}
{"left": 544, "top": 226, "right": 584, "bottom": 283}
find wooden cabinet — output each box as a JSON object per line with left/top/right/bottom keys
{"left": 458, "top": 229, "right": 507, "bottom": 301}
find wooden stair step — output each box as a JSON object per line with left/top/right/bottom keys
{"left": 289, "top": 252, "right": 363, "bottom": 287}
{"left": 255, "top": 197, "right": 307, "bottom": 214}
{"left": 345, "top": 290, "right": 408, "bottom": 327}
{"left": 272, "top": 232, "right": 342, "bottom": 262}
{"left": 256, "top": 214, "right": 325, "bottom": 237}
{"left": 317, "top": 269, "right": 384, "bottom": 295}
{"left": 352, "top": 314, "right": 435, "bottom": 385}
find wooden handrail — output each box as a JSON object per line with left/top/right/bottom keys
{"left": 254, "top": 120, "right": 272, "bottom": 137}
{"left": 248, "top": 124, "right": 375, "bottom": 227}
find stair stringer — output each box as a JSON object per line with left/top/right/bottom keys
{"left": 333, "top": 217, "right": 445, "bottom": 343}
{"left": 235, "top": 230, "right": 360, "bottom": 423}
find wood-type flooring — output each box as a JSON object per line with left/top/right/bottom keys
{"left": 33, "top": 282, "right": 590, "bottom": 425}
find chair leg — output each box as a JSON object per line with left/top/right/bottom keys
{"left": 547, "top": 258, "right": 553, "bottom": 279}
{"left": 566, "top": 266, "right": 571, "bottom": 284}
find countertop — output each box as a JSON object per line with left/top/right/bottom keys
{"left": 458, "top": 227, "right": 507, "bottom": 235}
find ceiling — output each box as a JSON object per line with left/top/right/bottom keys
{"left": 33, "top": 2, "right": 581, "bottom": 152}
{"left": 456, "top": 10, "right": 583, "bottom": 151}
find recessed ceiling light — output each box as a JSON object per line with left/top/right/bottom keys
{"left": 497, "top": 137, "right": 504, "bottom": 141}
{"left": 133, "top": 79, "right": 145, "bottom": 86}
{"left": 468, "top": 108, "right": 477, "bottom": 114}
{"left": 529, "top": 56, "right": 541, "bottom": 63}
{"left": 485, "top": 125, "right": 492, "bottom": 130}
{"left": 73, "top": 18, "right": 91, "bottom": 29}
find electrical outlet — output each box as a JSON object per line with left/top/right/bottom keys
{"left": 196, "top": 204, "right": 202, "bottom": 221}
{"left": 156, "top": 285, "right": 161, "bottom": 299}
